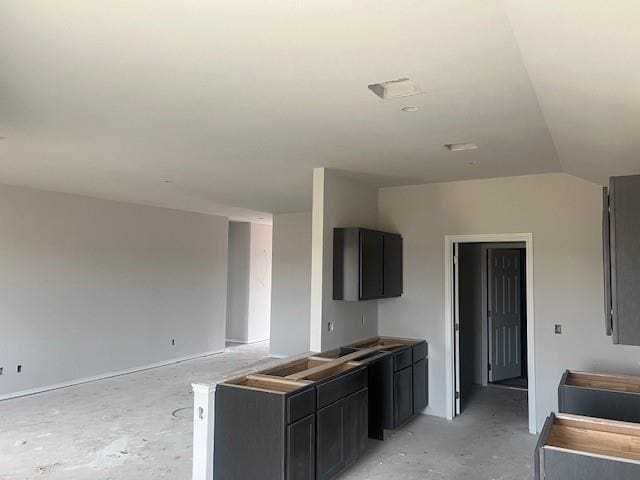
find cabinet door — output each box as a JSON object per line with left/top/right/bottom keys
{"left": 359, "top": 229, "right": 383, "bottom": 300}
{"left": 610, "top": 175, "right": 640, "bottom": 345}
{"left": 287, "top": 414, "right": 315, "bottom": 480}
{"left": 412, "top": 359, "right": 428, "bottom": 414}
{"left": 345, "top": 388, "right": 368, "bottom": 465}
{"left": 317, "top": 399, "right": 347, "bottom": 480}
{"left": 603, "top": 187, "right": 613, "bottom": 336}
{"left": 393, "top": 367, "right": 414, "bottom": 428}
{"left": 382, "top": 233, "right": 403, "bottom": 298}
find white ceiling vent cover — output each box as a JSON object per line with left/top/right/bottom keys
{"left": 368, "top": 78, "right": 421, "bottom": 99}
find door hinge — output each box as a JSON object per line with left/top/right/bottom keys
{"left": 487, "top": 309, "right": 491, "bottom": 318}
{"left": 454, "top": 323, "right": 459, "bottom": 331}
{"left": 488, "top": 363, "right": 492, "bottom": 371}
{"left": 455, "top": 391, "right": 460, "bottom": 400}
{"left": 453, "top": 255, "right": 458, "bottom": 265}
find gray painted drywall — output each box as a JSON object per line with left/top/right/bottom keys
{"left": 269, "top": 212, "right": 312, "bottom": 357}
{"left": 310, "top": 168, "right": 379, "bottom": 352}
{"left": 0, "top": 183, "right": 229, "bottom": 397}
{"left": 247, "top": 223, "right": 272, "bottom": 342}
{"left": 226, "top": 222, "right": 251, "bottom": 342}
{"left": 226, "top": 222, "right": 272, "bottom": 343}
{"left": 378, "top": 172, "right": 640, "bottom": 431}
{"left": 458, "top": 243, "right": 484, "bottom": 388}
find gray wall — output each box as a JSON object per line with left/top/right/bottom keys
{"left": 0, "top": 184, "right": 229, "bottom": 398}
{"left": 311, "top": 168, "right": 379, "bottom": 352}
{"left": 270, "top": 212, "right": 312, "bottom": 357}
{"left": 226, "top": 222, "right": 272, "bottom": 343}
{"left": 226, "top": 222, "right": 251, "bottom": 342}
{"left": 247, "top": 222, "right": 272, "bottom": 342}
{"left": 378, "top": 172, "right": 640, "bottom": 431}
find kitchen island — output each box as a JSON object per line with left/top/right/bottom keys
{"left": 203, "top": 336, "right": 428, "bottom": 480}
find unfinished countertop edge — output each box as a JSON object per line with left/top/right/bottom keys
{"left": 193, "top": 350, "right": 318, "bottom": 389}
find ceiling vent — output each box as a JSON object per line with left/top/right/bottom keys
{"left": 368, "top": 78, "right": 421, "bottom": 100}
{"left": 444, "top": 143, "right": 479, "bottom": 152}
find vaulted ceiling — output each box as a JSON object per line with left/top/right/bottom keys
{"left": 1, "top": 1, "right": 638, "bottom": 218}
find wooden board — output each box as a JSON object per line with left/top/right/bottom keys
{"left": 285, "top": 345, "right": 402, "bottom": 381}
{"left": 566, "top": 371, "right": 640, "bottom": 394}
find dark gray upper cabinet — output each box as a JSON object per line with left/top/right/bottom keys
{"left": 360, "top": 229, "right": 384, "bottom": 300}
{"left": 383, "top": 233, "right": 403, "bottom": 298}
{"left": 333, "top": 227, "right": 403, "bottom": 301}
{"left": 604, "top": 175, "right": 640, "bottom": 345}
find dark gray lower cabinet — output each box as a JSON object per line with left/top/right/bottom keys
{"left": 393, "top": 367, "right": 413, "bottom": 428}
{"left": 287, "top": 414, "right": 315, "bottom": 480}
{"left": 535, "top": 413, "right": 640, "bottom": 480}
{"left": 558, "top": 370, "right": 640, "bottom": 423}
{"left": 412, "top": 359, "right": 428, "bottom": 414}
{"left": 346, "top": 388, "right": 368, "bottom": 464}
{"left": 317, "top": 388, "right": 368, "bottom": 480}
{"left": 317, "top": 397, "right": 347, "bottom": 480}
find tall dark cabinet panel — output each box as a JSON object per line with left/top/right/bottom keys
{"left": 412, "top": 358, "right": 428, "bottom": 414}
{"left": 382, "top": 233, "right": 403, "bottom": 298}
{"left": 393, "top": 366, "right": 413, "bottom": 428}
{"left": 334, "top": 227, "right": 403, "bottom": 301}
{"left": 316, "top": 398, "right": 347, "bottom": 480}
{"left": 603, "top": 175, "right": 640, "bottom": 345}
{"left": 360, "top": 229, "right": 384, "bottom": 300}
{"left": 286, "top": 414, "right": 315, "bottom": 480}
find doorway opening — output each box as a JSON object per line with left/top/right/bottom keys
{"left": 225, "top": 221, "right": 273, "bottom": 346}
{"left": 458, "top": 243, "right": 527, "bottom": 413}
{"left": 444, "top": 234, "right": 536, "bottom": 434}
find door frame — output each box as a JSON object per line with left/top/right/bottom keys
{"left": 444, "top": 233, "right": 536, "bottom": 434}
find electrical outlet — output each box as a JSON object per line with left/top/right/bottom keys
{"left": 17, "top": 365, "right": 22, "bottom": 373}
{"left": 171, "top": 339, "right": 175, "bottom": 346}
{"left": 327, "top": 322, "right": 334, "bottom": 332}
{"left": 555, "top": 324, "right": 562, "bottom": 334}
{"left": 0, "top": 367, "right": 3, "bottom": 375}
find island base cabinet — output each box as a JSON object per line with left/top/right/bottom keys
{"left": 317, "top": 388, "right": 369, "bottom": 480}
{"left": 393, "top": 367, "right": 413, "bottom": 428}
{"left": 535, "top": 413, "right": 640, "bottom": 480}
{"left": 287, "top": 414, "right": 315, "bottom": 480}
{"left": 558, "top": 370, "right": 640, "bottom": 423}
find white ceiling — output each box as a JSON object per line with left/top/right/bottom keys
{"left": 0, "top": 1, "right": 637, "bottom": 218}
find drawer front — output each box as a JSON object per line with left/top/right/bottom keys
{"left": 317, "top": 367, "right": 367, "bottom": 410}
{"left": 287, "top": 387, "right": 316, "bottom": 424}
{"left": 412, "top": 341, "right": 428, "bottom": 362}
{"left": 393, "top": 348, "right": 413, "bottom": 371}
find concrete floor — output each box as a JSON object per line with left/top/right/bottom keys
{"left": 344, "top": 385, "right": 536, "bottom": 480}
{"left": 0, "top": 342, "right": 537, "bottom": 480}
